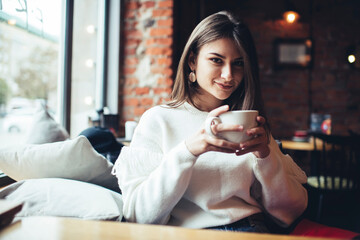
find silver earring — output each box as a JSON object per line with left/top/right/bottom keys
{"left": 189, "top": 72, "right": 196, "bottom": 83}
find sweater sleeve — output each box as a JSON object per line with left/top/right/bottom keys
{"left": 251, "top": 136, "right": 308, "bottom": 227}
{"left": 112, "top": 108, "right": 198, "bottom": 224}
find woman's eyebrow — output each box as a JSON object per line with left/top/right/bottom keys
{"left": 208, "top": 52, "right": 225, "bottom": 58}
{"left": 208, "top": 52, "right": 243, "bottom": 60}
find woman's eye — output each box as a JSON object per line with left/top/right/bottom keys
{"left": 210, "top": 58, "right": 222, "bottom": 63}
{"left": 234, "top": 60, "right": 244, "bottom": 67}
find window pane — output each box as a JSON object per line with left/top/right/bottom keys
{"left": 0, "top": 0, "right": 62, "bottom": 147}
{"left": 70, "top": 0, "right": 99, "bottom": 137}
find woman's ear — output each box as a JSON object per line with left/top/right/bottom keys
{"left": 188, "top": 52, "right": 196, "bottom": 71}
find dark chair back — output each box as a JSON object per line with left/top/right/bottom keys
{"left": 307, "top": 133, "right": 360, "bottom": 223}
{"left": 309, "top": 133, "right": 360, "bottom": 192}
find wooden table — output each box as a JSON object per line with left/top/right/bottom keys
{"left": 281, "top": 137, "right": 324, "bottom": 151}
{"left": 0, "top": 216, "right": 342, "bottom": 240}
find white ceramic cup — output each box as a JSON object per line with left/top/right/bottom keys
{"left": 205, "top": 110, "right": 259, "bottom": 143}
{"left": 125, "top": 121, "right": 138, "bottom": 140}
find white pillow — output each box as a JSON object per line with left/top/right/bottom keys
{"left": 25, "top": 105, "right": 69, "bottom": 144}
{"left": 0, "top": 136, "right": 119, "bottom": 192}
{"left": 0, "top": 178, "right": 123, "bottom": 221}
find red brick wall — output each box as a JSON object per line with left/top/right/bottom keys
{"left": 119, "top": 0, "right": 174, "bottom": 135}
{"left": 251, "top": 18, "right": 312, "bottom": 138}
{"left": 119, "top": 0, "right": 360, "bottom": 138}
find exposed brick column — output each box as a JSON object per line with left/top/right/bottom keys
{"left": 119, "top": 0, "right": 174, "bottom": 135}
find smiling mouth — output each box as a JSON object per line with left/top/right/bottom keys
{"left": 215, "top": 82, "right": 233, "bottom": 90}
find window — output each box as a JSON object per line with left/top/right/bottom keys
{"left": 0, "top": 0, "right": 62, "bottom": 147}
{"left": 0, "top": 0, "right": 120, "bottom": 147}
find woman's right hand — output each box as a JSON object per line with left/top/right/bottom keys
{"left": 185, "top": 105, "right": 242, "bottom": 156}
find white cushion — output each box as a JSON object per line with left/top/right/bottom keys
{"left": 0, "top": 178, "right": 123, "bottom": 221}
{"left": 25, "top": 105, "right": 69, "bottom": 144}
{"left": 0, "top": 136, "right": 119, "bottom": 192}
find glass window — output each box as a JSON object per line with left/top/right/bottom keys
{"left": 0, "top": 0, "right": 62, "bottom": 147}
{"left": 0, "top": 0, "right": 117, "bottom": 146}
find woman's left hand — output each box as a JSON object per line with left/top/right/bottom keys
{"left": 235, "top": 116, "right": 270, "bottom": 158}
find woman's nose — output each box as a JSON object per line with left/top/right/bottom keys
{"left": 220, "top": 64, "right": 233, "bottom": 81}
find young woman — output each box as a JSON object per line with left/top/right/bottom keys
{"left": 112, "top": 11, "right": 307, "bottom": 233}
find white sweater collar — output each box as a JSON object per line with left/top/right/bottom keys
{"left": 182, "top": 102, "right": 209, "bottom": 117}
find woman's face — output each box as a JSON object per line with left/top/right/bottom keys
{"left": 189, "top": 38, "right": 244, "bottom": 111}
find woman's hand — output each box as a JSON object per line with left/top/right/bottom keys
{"left": 235, "top": 116, "right": 270, "bottom": 158}
{"left": 185, "top": 105, "right": 242, "bottom": 156}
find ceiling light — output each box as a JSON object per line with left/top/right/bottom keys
{"left": 283, "top": 11, "right": 300, "bottom": 24}
{"left": 348, "top": 54, "right": 356, "bottom": 64}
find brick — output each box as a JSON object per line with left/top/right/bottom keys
{"left": 146, "top": 38, "right": 172, "bottom": 46}
{"left": 158, "top": 0, "right": 173, "bottom": 8}
{"left": 150, "top": 28, "right": 173, "bottom": 37}
{"left": 142, "top": 1, "right": 155, "bottom": 8}
{"left": 151, "top": 67, "right": 172, "bottom": 77}
{"left": 125, "top": 30, "right": 143, "bottom": 39}
{"left": 124, "top": 10, "right": 136, "bottom": 19}
{"left": 124, "top": 47, "right": 136, "bottom": 55}
{"left": 154, "top": 87, "right": 172, "bottom": 95}
{"left": 125, "top": 38, "right": 140, "bottom": 46}
{"left": 124, "top": 67, "right": 136, "bottom": 75}
{"left": 126, "top": 2, "right": 140, "bottom": 10}
{"left": 125, "top": 77, "right": 139, "bottom": 85}
{"left": 123, "top": 87, "right": 134, "bottom": 96}
{"left": 134, "top": 107, "right": 147, "bottom": 116}
{"left": 124, "top": 98, "right": 139, "bottom": 106}
{"left": 140, "top": 97, "right": 154, "bottom": 106}
{"left": 124, "top": 21, "right": 138, "bottom": 30}
{"left": 158, "top": 19, "right": 173, "bottom": 27}
{"left": 125, "top": 57, "right": 139, "bottom": 65}
{"left": 157, "top": 57, "right": 172, "bottom": 66}
{"left": 157, "top": 77, "right": 173, "bottom": 86}
{"left": 152, "top": 9, "right": 173, "bottom": 17}
{"left": 146, "top": 47, "right": 172, "bottom": 56}
{"left": 135, "top": 87, "right": 150, "bottom": 95}
{"left": 157, "top": 97, "right": 171, "bottom": 104}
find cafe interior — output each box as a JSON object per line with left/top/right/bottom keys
{"left": 1, "top": 0, "right": 360, "bottom": 239}
{"left": 118, "top": 0, "right": 360, "bottom": 234}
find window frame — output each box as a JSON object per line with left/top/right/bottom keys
{"left": 59, "top": 0, "right": 121, "bottom": 133}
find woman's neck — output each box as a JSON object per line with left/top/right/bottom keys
{"left": 190, "top": 94, "right": 224, "bottom": 112}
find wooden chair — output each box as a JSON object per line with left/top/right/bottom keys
{"left": 307, "top": 133, "right": 360, "bottom": 224}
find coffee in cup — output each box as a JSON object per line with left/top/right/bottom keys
{"left": 205, "top": 110, "right": 259, "bottom": 143}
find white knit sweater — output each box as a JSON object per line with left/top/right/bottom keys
{"left": 112, "top": 102, "right": 308, "bottom": 228}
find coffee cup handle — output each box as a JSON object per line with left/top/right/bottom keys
{"left": 205, "top": 117, "right": 221, "bottom": 137}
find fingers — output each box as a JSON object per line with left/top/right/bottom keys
{"left": 186, "top": 128, "right": 239, "bottom": 156}
{"left": 239, "top": 133, "right": 267, "bottom": 149}
{"left": 208, "top": 105, "right": 229, "bottom": 117}
{"left": 235, "top": 133, "right": 267, "bottom": 156}
{"left": 236, "top": 121, "right": 269, "bottom": 157}
{"left": 211, "top": 123, "right": 243, "bottom": 136}
{"left": 205, "top": 133, "right": 239, "bottom": 152}
{"left": 256, "top": 116, "right": 266, "bottom": 125}
{"left": 246, "top": 116, "right": 267, "bottom": 139}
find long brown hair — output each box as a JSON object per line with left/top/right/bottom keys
{"left": 168, "top": 11, "right": 270, "bottom": 132}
